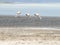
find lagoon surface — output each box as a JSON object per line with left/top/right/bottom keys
{"left": 0, "top": 3, "right": 60, "bottom": 16}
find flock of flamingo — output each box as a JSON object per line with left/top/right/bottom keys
{"left": 16, "top": 11, "right": 42, "bottom": 19}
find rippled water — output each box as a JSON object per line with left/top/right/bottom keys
{"left": 0, "top": 16, "right": 60, "bottom": 28}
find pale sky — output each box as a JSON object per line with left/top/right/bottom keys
{"left": 0, "top": 0, "right": 60, "bottom": 16}
{"left": 0, "top": 0, "right": 60, "bottom": 3}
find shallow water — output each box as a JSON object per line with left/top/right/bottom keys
{"left": 0, "top": 16, "right": 60, "bottom": 28}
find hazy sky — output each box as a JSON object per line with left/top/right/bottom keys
{"left": 0, "top": 0, "right": 60, "bottom": 3}
{"left": 0, "top": 0, "right": 60, "bottom": 16}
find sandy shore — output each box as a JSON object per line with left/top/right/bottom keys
{"left": 0, "top": 40, "right": 60, "bottom": 45}
{"left": 0, "top": 27, "right": 60, "bottom": 45}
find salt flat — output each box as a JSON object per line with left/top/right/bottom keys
{"left": 0, "top": 40, "right": 60, "bottom": 45}
{"left": 0, "top": 27, "right": 60, "bottom": 45}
